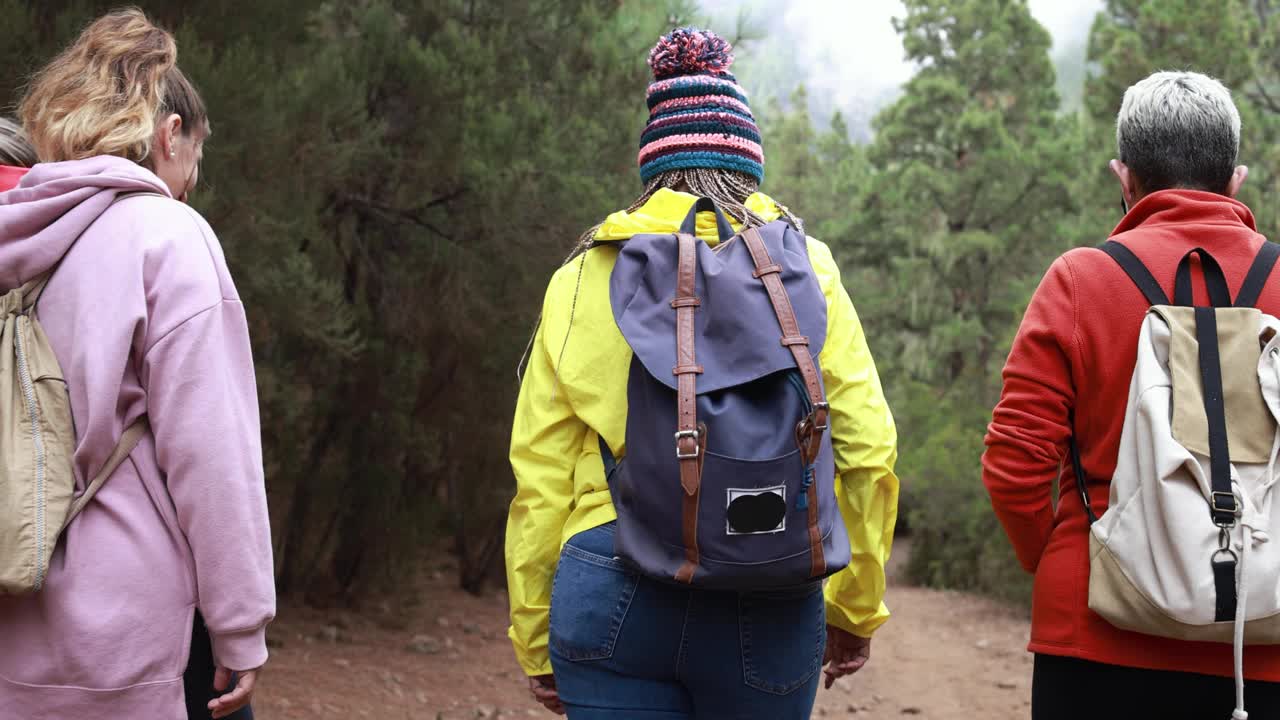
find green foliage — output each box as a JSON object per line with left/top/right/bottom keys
{"left": 864, "top": 0, "right": 1280, "bottom": 603}
{"left": 16, "top": 0, "right": 1280, "bottom": 610}
{"left": 1084, "top": 1, "right": 1280, "bottom": 240}
{"left": 3, "top": 0, "right": 691, "bottom": 602}
{"left": 836, "top": 0, "right": 1079, "bottom": 599}
{"left": 900, "top": 394, "right": 1029, "bottom": 605}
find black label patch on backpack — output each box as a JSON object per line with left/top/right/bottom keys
{"left": 726, "top": 486, "right": 786, "bottom": 535}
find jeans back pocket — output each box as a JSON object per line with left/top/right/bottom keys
{"left": 739, "top": 582, "right": 826, "bottom": 695}
{"left": 549, "top": 527, "right": 639, "bottom": 662}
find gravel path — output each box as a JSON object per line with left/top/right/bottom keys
{"left": 253, "top": 542, "right": 1034, "bottom": 719}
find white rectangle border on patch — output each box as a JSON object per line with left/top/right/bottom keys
{"left": 725, "top": 484, "right": 787, "bottom": 535}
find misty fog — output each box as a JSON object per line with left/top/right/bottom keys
{"left": 700, "top": 0, "right": 1103, "bottom": 139}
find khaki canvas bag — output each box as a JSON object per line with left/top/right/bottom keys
{"left": 1073, "top": 242, "right": 1280, "bottom": 720}
{"left": 0, "top": 259, "right": 147, "bottom": 595}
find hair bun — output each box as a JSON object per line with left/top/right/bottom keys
{"left": 648, "top": 27, "right": 734, "bottom": 80}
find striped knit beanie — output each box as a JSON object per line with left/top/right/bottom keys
{"left": 639, "top": 28, "right": 763, "bottom": 184}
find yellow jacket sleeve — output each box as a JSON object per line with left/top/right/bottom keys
{"left": 505, "top": 275, "right": 589, "bottom": 677}
{"left": 810, "top": 239, "right": 901, "bottom": 638}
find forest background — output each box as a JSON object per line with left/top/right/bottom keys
{"left": 3, "top": 0, "right": 1279, "bottom": 607}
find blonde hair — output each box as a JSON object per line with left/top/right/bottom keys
{"left": 19, "top": 7, "right": 207, "bottom": 164}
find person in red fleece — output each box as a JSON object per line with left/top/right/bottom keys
{"left": 984, "top": 71, "right": 1280, "bottom": 719}
{"left": 0, "top": 118, "right": 34, "bottom": 190}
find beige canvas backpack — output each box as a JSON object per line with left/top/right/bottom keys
{"left": 0, "top": 269, "right": 147, "bottom": 595}
{"left": 1075, "top": 243, "right": 1280, "bottom": 720}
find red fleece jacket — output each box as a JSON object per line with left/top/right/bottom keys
{"left": 984, "top": 189, "right": 1280, "bottom": 680}
{"left": 0, "top": 165, "right": 27, "bottom": 192}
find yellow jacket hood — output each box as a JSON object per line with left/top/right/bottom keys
{"left": 593, "top": 188, "right": 783, "bottom": 243}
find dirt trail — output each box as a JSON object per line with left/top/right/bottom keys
{"left": 253, "top": 543, "right": 1033, "bottom": 719}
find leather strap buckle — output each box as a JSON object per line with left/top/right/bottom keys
{"left": 812, "top": 402, "right": 830, "bottom": 432}
{"left": 675, "top": 429, "right": 702, "bottom": 459}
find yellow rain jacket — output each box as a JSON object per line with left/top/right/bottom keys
{"left": 506, "top": 189, "right": 900, "bottom": 676}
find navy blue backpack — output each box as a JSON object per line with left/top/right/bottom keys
{"left": 603, "top": 198, "right": 851, "bottom": 588}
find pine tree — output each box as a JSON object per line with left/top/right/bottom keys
{"left": 853, "top": 0, "right": 1082, "bottom": 598}
{"left": 1, "top": 0, "right": 692, "bottom": 600}
{"left": 1084, "top": 0, "right": 1280, "bottom": 236}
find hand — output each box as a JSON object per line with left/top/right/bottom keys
{"left": 823, "top": 626, "right": 871, "bottom": 689}
{"left": 528, "top": 674, "right": 566, "bottom": 715}
{"left": 208, "top": 666, "right": 259, "bottom": 719}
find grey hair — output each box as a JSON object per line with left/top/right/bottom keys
{"left": 0, "top": 118, "right": 36, "bottom": 168}
{"left": 1116, "top": 71, "right": 1241, "bottom": 194}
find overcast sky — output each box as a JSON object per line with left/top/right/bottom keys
{"left": 701, "top": 0, "right": 1104, "bottom": 135}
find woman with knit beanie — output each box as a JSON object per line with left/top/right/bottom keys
{"left": 505, "top": 28, "right": 899, "bottom": 718}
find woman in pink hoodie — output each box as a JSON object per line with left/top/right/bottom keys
{"left": 0, "top": 9, "right": 275, "bottom": 720}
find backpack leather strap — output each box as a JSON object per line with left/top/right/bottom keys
{"left": 59, "top": 418, "right": 149, "bottom": 532}
{"left": 672, "top": 232, "right": 705, "bottom": 584}
{"left": 741, "top": 227, "right": 827, "bottom": 578}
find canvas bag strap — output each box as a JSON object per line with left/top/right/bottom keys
{"left": 59, "top": 418, "right": 149, "bottom": 532}
{"left": 17, "top": 274, "right": 51, "bottom": 314}
{"left": 672, "top": 232, "right": 705, "bottom": 584}
{"left": 1072, "top": 241, "right": 1172, "bottom": 525}
{"left": 741, "top": 227, "right": 827, "bottom": 578}
{"left": 1067, "top": 423, "right": 1098, "bottom": 525}
{"left": 1174, "top": 248, "right": 1233, "bottom": 307}
{"left": 1234, "top": 241, "right": 1280, "bottom": 309}
{"left": 1100, "top": 241, "right": 1170, "bottom": 306}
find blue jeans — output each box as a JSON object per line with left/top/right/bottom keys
{"left": 549, "top": 522, "right": 825, "bottom": 719}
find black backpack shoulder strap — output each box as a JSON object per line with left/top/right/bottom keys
{"left": 1072, "top": 241, "right": 1168, "bottom": 525}
{"left": 1233, "top": 241, "right": 1280, "bottom": 308}
{"left": 1099, "top": 240, "right": 1169, "bottom": 306}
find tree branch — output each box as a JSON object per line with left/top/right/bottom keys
{"left": 337, "top": 193, "right": 460, "bottom": 246}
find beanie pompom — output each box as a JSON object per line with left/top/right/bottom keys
{"left": 648, "top": 27, "right": 734, "bottom": 80}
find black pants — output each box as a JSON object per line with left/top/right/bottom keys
{"left": 1033, "top": 654, "right": 1280, "bottom": 719}
{"left": 184, "top": 612, "right": 254, "bottom": 720}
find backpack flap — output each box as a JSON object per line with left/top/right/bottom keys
{"left": 610, "top": 220, "right": 827, "bottom": 394}
{"left": 1157, "top": 305, "right": 1276, "bottom": 465}
{"left": 607, "top": 210, "right": 850, "bottom": 589}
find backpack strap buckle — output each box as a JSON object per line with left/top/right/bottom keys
{"left": 674, "top": 428, "right": 702, "bottom": 459}
{"left": 1212, "top": 491, "right": 1240, "bottom": 526}
{"left": 811, "top": 402, "right": 830, "bottom": 432}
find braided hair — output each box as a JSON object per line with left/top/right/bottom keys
{"left": 517, "top": 169, "right": 806, "bottom": 384}
{"left": 563, "top": 168, "right": 805, "bottom": 264}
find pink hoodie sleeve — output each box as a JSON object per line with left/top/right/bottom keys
{"left": 139, "top": 271, "right": 276, "bottom": 669}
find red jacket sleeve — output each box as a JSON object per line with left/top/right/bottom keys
{"left": 983, "top": 255, "right": 1078, "bottom": 573}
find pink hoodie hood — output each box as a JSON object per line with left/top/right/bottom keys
{"left": 0, "top": 156, "right": 274, "bottom": 719}
{"left": 0, "top": 157, "right": 170, "bottom": 285}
